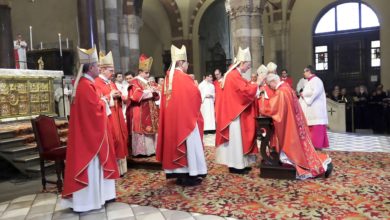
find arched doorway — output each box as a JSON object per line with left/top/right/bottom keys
{"left": 198, "top": 0, "right": 231, "bottom": 76}
{"left": 312, "top": 1, "right": 380, "bottom": 92}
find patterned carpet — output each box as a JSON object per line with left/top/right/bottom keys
{"left": 116, "top": 147, "right": 390, "bottom": 220}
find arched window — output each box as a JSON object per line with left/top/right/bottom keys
{"left": 315, "top": 2, "right": 379, "bottom": 34}
{"left": 312, "top": 1, "right": 380, "bottom": 92}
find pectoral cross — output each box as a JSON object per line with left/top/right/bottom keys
{"left": 328, "top": 108, "right": 336, "bottom": 116}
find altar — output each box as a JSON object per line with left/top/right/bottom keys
{"left": 0, "top": 69, "right": 63, "bottom": 122}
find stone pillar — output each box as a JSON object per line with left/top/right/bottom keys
{"left": 118, "top": 0, "right": 130, "bottom": 73}
{"left": 226, "top": 0, "right": 264, "bottom": 79}
{"left": 265, "top": 0, "right": 291, "bottom": 69}
{"left": 104, "top": 0, "right": 121, "bottom": 71}
{"left": 77, "top": 0, "right": 99, "bottom": 51}
{"left": 124, "top": 0, "right": 142, "bottom": 73}
{"left": 95, "top": 0, "right": 106, "bottom": 52}
{"left": 0, "top": 4, "right": 15, "bottom": 68}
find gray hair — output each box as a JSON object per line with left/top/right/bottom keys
{"left": 265, "top": 73, "right": 280, "bottom": 85}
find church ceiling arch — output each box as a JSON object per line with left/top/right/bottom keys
{"left": 157, "top": 0, "right": 183, "bottom": 39}
{"left": 264, "top": 0, "right": 295, "bottom": 23}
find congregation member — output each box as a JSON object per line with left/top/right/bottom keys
{"left": 62, "top": 46, "right": 119, "bottom": 212}
{"left": 156, "top": 45, "right": 207, "bottom": 186}
{"left": 215, "top": 47, "right": 260, "bottom": 174}
{"left": 128, "top": 54, "right": 160, "bottom": 156}
{"left": 299, "top": 65, "right": 329, "bottom": 150}
{"left": 259, "top": 73, "right": 333, "bottom": 179}
{"left": 95, "top": 52, "right": 128, "bottom": 176}
{"left": 198, "top": 73, "right": 216, "bottom": 132}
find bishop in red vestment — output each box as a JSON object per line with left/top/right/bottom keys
{"left": 215, "top": 47, "right": 260, "bottom": 174}
{"left": 128, "top": 54, "right": 159, "bottom": 156}
{"left": 156, "top": 45, "right": 207, "bottom": 186}
{"left": 95, "top": 51, "right": 128, "bottom": 176}
{"left": 62, "top": 46, "right": 119, "bottom": 212}
{"left": 259, "top": 74, "right": 333, "bottom": 179}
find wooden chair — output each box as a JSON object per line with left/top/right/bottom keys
{"left": 31, "top": 115, "right": 66, "bottom": 192}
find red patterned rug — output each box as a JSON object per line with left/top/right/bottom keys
{"left": 116, "top": 147, "right": 390, "bottom": 219}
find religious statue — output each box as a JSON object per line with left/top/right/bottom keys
{"left": 38, "top": 57, "right": 44, "bottom": 70}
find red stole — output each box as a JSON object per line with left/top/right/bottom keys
{"left": 260, "top": 83, "right": 327, "bottom": 177}
{"left": 95, "top": 77, "right": 129, "bottom": 159}
{"left": 63, "top": 77, "right": 119, "bottom": 197}
{"left": 156, "top": 69, "right": 204, "bottom": 169}
{"left": 128, "top": 78, "right": 159, "bottom": 134}
{"left": 215, "top": 68, "right": 258, "bottom": 155}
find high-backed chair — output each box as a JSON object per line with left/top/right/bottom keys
{"left": 31, "top": 115, "right": 66, "bottom": 192}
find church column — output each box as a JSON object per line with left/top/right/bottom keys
{"left": 104, "top": 0, "right": 121, "bottom": 71}
{"left": 95, "top": 0, "right": 106, "bottom": 53}
{"left": 0, "top": 3, "right": 15, "bottom": 68}
{"left": 226, "top": 0, "right": 264, "bottom": 77}
{"left": 265, "top": 0, "right": 291, "bottom": 69}
{"left": 124, "top": 0, "right": 143, "bottom": 73}
{"left": 77, "top": 0, "right": 99, "bottom": 50}
{"left": 118, "top": 0, "right": 130, "bottom": 73}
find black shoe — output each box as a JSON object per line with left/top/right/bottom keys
{"left": 229, "top": 168, "right": 249, "bottom": 174}
{"left": 325, "top": 162, "right": 333, "bottom": 178}
{"left": 106, "top": 198, "right": 116, "bottom": 203}
{"left": 176, "top": 177, "right": 202, "bottom": 186}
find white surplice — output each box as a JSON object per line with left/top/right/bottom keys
{"left": 216, "top": 117, "right": 257, "bottom": 169}
{"left": 60, "top": 156, "right": 116, "bottom": 212}
{"left": 164, "top": 124, "right": 208, "bottom": 176}
{"left": 198, "top": 80, "right": 216, "bottom": 131}
{"left": 13, "top": 40, "right": 28, "bottom": 69}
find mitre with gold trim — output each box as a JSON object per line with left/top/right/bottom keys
{"left": 221, "top": 46, "right": 251, "bottom": 88}
{"left": 166, "top": 45, "right": 187, "bottom": 93}
{"left": 139, "top": 54, "right": 153, "bottom": 72}
{"left": 77, "top": 46, "right": 98, "bottom": 64}
{"left": 99, "top": 51, "right": 114, "bottom": 67}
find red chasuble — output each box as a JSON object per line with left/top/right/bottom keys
{"left": 156, "top": 69, "right": 204, "bottom": 169}
{"left": 95, "top": 77, "right": 129, "bottom": 159}
{"left": 260, "top": 83, "right": 329, "bottom": 177}
{"left": 128, "top": 78, "right": 159, "bottom": 134}
{"left": 63, "top": 77, "right": 119, "bottom": 197}
{"left": 215, "top": 68, "right": 258, "bottom": 155}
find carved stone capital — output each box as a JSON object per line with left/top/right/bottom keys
{"left": 226, "top": 0, "right": 265, "bottom": 18}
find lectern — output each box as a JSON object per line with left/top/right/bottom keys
{"left": 256, "top": 116, "right": 296, "bottom": 179}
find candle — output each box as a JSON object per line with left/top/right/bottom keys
{"left": 29, "top": 26, "right": 33, "bottom": 50}
{"left": 40, "top": 42, "right": 43, "bottom": 50}
{"left": 66, "top": 38, "right": 69, "bottom": 49}
{"left": 58, "top": 33, "right": 62, "bottom": 57}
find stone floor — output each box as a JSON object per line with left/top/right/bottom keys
{"left": 0, "top": 193, "right": 235, "bottom": 220}
{"left": 0, "top": 131, "right": 389, "bottom": 220}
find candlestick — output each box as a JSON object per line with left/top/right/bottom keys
{"left": 29, "top": 26, "right": 33, "bottom": 50}
{"left": 40, "top": 42, "right": 43, "bottom": 50}
{"left": 66, "top": 38, "right": 69, "bottom": 49}
{"left": 58, "top": 33, "right": 62, "bottom": 57}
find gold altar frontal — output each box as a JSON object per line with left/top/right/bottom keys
{"left": 0, "top": 69, "right": 63, "bottom": 122}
